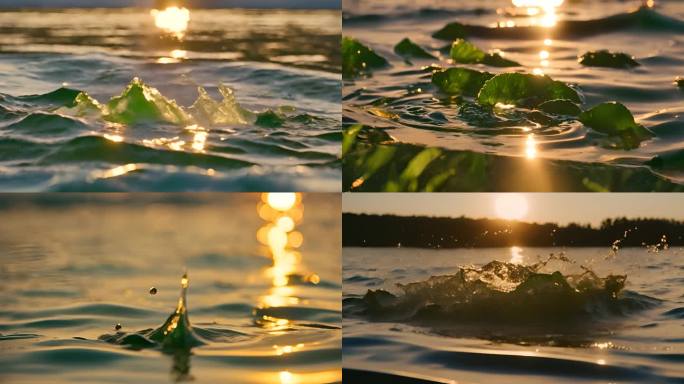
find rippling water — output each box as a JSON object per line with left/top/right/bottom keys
{"left": 0, "top": 8, "right": 341, "bottom": 191}
{"left": 0, "top": 194, "right": 341, "bottom": 383}
{"left": 343, "top": 246, "right": 684, "bottom": 383}
{"left": 343, "top": 0, "right": 684, "bottom": 191}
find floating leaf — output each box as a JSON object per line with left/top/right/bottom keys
{"left": 477, "top": 73, "right": 581, "bottom": 107}
{"left": 579, "top": 102, "right": 654, "bottom": 149}
{"left": 450, "top": 39, "right": 485, "bottom": 63}
{"left": 646, "top": 149, "right": 684, "bottom": 170}
{"left": 432, "top": 22, "right": 468, "bottom": 40}
{"left": 342, "top": 36, "right": 389, "bottom": 78}
{"left": 579, "top": 50, "right": 639, "bottom": 68}
{"left": 450, "top": 39, "right": 520, "bottom": 67}
{"left": 537, "top": 99, "right": 581, "bottom": 116}
{"left": 394, "top": 38, "right": 436, "bottom": 59}
{"left": 432, "top": 67, "right": 494, "bottom": 96}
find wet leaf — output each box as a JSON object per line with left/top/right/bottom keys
{"left": 450, "top": 39, "right": 485, "bottom": 63}
{"left": 579, "top": 50, "right": 639, "bottom": 68}
{"left": 450, "top": 39, "right": 520, "bottom": 67}
{"left": 394, "top": 38, "right": 436, "bottom": 59}
{"left": 537, "top": 99, "right": 582, "bottom": 116}
{"left": 342, "top": 36, "right": 389, "bottom": 78}
{"left": 432, "top": 21, "right": 468, "bottom": 40}
{"left": 432, "top": 67, "right": 494, "bottom": 96}
{"left": 477, "top": 73, "right": 581, "bottom": 107}
{"left": 342, "top": 124, "right": 362, "bottom": 157}
{"left": 579, "top": 102, "right": 654, "bottom": 149}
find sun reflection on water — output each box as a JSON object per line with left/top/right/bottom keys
{"left": 151, "top": 6, "right": 190, "bottom": 39}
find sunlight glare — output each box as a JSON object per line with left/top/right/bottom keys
{"left": 525, "top": 133, "right": 537, "bottom": 159}
{"left": 494, "top": 194, "right": 529, "bottom": 220}
{"left": 151, "top": 6, "right": 190, "bottom": 39}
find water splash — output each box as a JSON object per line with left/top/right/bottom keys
{"left": 344, "top": 255, "right": 660, "bottom": 325}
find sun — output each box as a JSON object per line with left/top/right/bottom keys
{"left": 494, "top": 194, "right": 529, "bottom": 221}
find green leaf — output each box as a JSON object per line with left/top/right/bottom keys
{"left": 537, "top": 99, "right": 581, "bottom": 116}
{"left": 579, "top": 50, "right": 639, "bottom": 68}
{"left": 449, "top": 39, "right": 485, "bottom": 63}
{"left": 450, "top": 39, "right": 520, "bottom": 67}
{"left": 477, "top": 73, "right": 581, "bottom": 107}
{"left": 432, "top": 67, "right": 494, "bottom": 96}
{"left": 342, "top": 36, "right": 389, "bottom": 78}
{"left": 394, "top": 38, "right": 436, "bottom": 59}
{"left": 342, "top": 124, "right": 363, "bottom": 157}
{"left": 579, "top": 102, "right": 654, "bottom": 149}
{"left": 432, "top": 22, "right": 468, "bottom": 40}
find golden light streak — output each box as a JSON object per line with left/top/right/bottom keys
{"left": 101, "top": 163, "right": 137, "bottom": 179}
{"left": 525, "top": 133, "right": 537, "bottom": 159}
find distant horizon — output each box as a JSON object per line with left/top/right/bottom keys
{"left": 343, "top": 193, "right": 684, "bottom": 226}
{"left": 0, "top": 0, "right": 340, "bottom": 9}
{"left": 342, "top": 211, "right": 684, "bottom": 228}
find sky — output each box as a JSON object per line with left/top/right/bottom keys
{"left": 343, "top": 193, "right": 684, "bottom": 226}
{"left": 0, "top": 0, "right": 340, "bottom": 9}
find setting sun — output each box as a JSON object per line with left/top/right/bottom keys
{"left": 494, "top": 194, "right": 529, "bottom": 220}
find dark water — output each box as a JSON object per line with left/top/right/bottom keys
{"left": 343, "top": 0, "right": 684, "bottom": 191}
{"left": 0, "top": 194, "right": 342, "bottom": 383}
{"left": 0, "top": 9, "right": 341, "bottom": 191}
{"left": 343, "top": 246, "right": 684, "bottom": 383}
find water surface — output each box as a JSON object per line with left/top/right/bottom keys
{"left": 0, "top": 194, "right": 341, "bottom": 383}
{"left": 343, "top": 246, "right": 684, "bottom": 383}
{"left": 0, "top": 8, "right": 341, "bottom": 191}
{"left": 343, "top": 0, "right": 684, "bottom": 191}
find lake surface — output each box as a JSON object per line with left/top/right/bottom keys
{"left": 343, "top": 0, "right": 684, "bottom": 191}
{"left": 0, "top": 8, "right": 341, "bottom": 191}
{"left": 343, "top": 246, "right": 684, "bottom": 383}
{"left": 0, "top": 194, "right": 341, "bottom": 383}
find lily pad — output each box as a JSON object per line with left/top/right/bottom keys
{"left": 394, "top": 38, "right": 436, "bottom": 59}
{"left": 432, "top": 22, "right": 468, "bottom": 40}
{"left": 432, "top": 67, "right": 494, "bottom": 96}
{"left": 579, "top": 50, "right": 639, "bottom": 68}
{"left": 579, "top": 102, "right": 654, "bottom": 149}
{"left": 342, "top": 36, "right": 389, "bottom": 78}
{"left": 477, "top": 73, "right": 581, "bottom": 107}
{"left": 450, "top": 39, "right": 520, "bottom": 67}
{"left": 538, "top": 99, "right": 582, "bottom": 116}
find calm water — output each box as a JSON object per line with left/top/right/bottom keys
{"left": 0, "top": 8, "right": 341, "bottom": 191}
{"left": 343, "top": 0, "right": 684, "bottom": 191}
{"left": 0, "top": 194, "right": 341, "bottom": 383}
{"left": 343, "top": 246, "right": 684, "bottom": 383}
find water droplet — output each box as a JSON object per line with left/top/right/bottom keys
{"left": 115, "top": 323, "right": 122, "bottom": 331}
{"left": 149, "top": 287, "right": 158, "bottom": 295}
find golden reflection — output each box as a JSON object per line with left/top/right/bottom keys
{"left": 251, "top": 370, "right": 339, "bottom": 384}
{"left": 151, "top": 6, "right": 190, "bottom": 39}
{"left": 525, "top": 133, "right": 537, "bottom": 159}
{"left": 186, "top": 124, "right": 208, "bottom": 153}
{"left": 256, "top": 193, "right": 305, "bottom": 327}
{"left": 100, "top": 163, "right": 137, "bottom": 179}
{"left": 157, "top": 49, "right": 188, "bottom": 64}
{"left": 646, "top": 0, "right": 655, "bottom": 8}
{"left": 511, "top": 0, "right": 563, "bottom": 28}
{"left": 103, "top": 133, "right": 124, "bottom": 143}
{"left": 510, "top": 246, "right": 524, "bottom": 264}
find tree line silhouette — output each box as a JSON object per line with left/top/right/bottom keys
{"left": 343, "top": 214, "right": 684, "bottom": 248}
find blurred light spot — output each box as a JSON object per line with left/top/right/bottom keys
{"left": 526, "top": 133, "right": 537, "bottom": 159}
{"left": 151, "top": 6, "right": 190, "bottom": 39}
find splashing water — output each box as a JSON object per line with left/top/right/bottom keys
{"left": 344, "top": 254, "right": 660, "bottom": 325}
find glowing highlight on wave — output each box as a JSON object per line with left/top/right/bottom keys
{"left": 151, "top": 6, "right": 190, "bottom": 39}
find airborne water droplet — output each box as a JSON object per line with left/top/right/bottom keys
{"left": 115, "top": 323, "right": 122, "bottom": 330}
{"left": 149, "top": 287, "right": 158, "bottom": 295}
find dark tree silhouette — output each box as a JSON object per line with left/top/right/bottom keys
{"left": 343, "top": 214, "right": 684, "bottom": 248}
